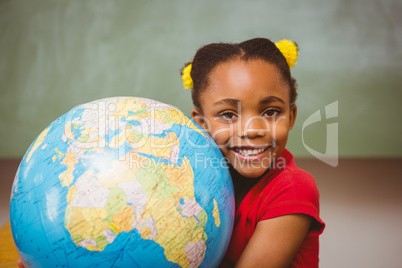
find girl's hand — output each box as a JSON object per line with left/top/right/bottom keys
{"left": 17, "top": 259, "right": 25, "bottom": 268}
{"left": 235, "top": 214, "right": 312, "bottom": 268}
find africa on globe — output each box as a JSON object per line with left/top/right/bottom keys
{"left": 10, "top": 97, "right": 235, "bottom": 267}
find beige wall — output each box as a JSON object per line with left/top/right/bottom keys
{"left": 2, "top": 158, "right": 401, "bottom": 267}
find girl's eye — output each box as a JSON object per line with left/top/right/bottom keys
{"left": 218, "top": 111, "right": 237, "bottom": 120}
{"left": 263, "top": 108, "right": 281, "bottom": 117}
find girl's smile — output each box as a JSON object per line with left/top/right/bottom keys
{"left": 192, "top": 59, "right": 297, "bottom": 178}
{"left": 231, "top": 146, "right": 270, "bottom": 158}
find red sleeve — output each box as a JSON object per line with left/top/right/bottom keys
{"left": 258, "top": 170, "right": 325, "bottom": 235}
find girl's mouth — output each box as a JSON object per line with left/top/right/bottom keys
{"left": 231, "top": 146, "right": 271, "bottom": 157}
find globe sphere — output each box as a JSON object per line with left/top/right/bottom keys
{"left": 10, "top": 97, "right": 234, "bottom": 268}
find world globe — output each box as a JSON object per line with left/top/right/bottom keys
{"left": 10, "top": 97, "right": 235, "bottom": 268}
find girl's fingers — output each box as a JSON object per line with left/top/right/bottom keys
{"left": 17, "top": 259, "right": 25, "bottom": 268}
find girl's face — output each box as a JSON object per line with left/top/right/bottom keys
{"left": 191, "top": 59, "right": 297, "bottom": 178}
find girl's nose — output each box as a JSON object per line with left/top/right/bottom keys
{"left": 238, "top": 116, "right": 269, "bottom": 139}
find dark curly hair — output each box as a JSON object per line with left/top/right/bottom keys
{"left": 182, "top": 38, "right": 298, "bottom": 111}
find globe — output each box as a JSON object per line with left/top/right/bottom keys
{"left": 10, "top": 97, "right": 234, "bottom": 268}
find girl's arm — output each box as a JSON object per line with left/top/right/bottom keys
{"left": 235, "top": 214, "right": 312, "bottom": 268}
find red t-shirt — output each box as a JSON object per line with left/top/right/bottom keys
{"left": 222, "top": 149, "right": 325, "bottom": 267}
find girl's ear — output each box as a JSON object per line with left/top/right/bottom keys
{"left": 191, "top": 109, "right": 207, "bottom": 130}
{"left": 289, "top": 104, "right": 297, "bottom": 130}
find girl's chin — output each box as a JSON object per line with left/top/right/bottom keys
{"left": 227, "top": 155, "right": 273, "bottom": 179}
{"left": 231, "top": 165, "right": 269, "bottom": 179}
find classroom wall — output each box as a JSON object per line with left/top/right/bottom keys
{"left": 1, "top": 0, "right": 401, "bottom": 158}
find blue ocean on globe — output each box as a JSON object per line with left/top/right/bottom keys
{"left": 10, "top": 97, "right": 235, "bottom": 268}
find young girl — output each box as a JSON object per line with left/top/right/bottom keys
{"left": 181, "top": 38, "right": 325, "bottom": 267}
{"left": 17, "top": 38, "right": 324, "bottom": 268}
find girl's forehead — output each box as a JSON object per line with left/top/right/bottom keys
{"left": 203, "top": 59, "right": 290, "bottom": 103}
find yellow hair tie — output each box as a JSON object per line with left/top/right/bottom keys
{"left": 275, "top": 40, "right": 298, "bottom": 69}
{"left": 181, "top": 63, "right": 193, "bottom": 89}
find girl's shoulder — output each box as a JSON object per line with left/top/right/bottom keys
{"left": 263, "top": 163, "right": 319, "bottom": 202}
{"left": 268, "top": 148, "right": 316, "bottom": 188}
{"left": 250, "top": 150, "right": 321, "bottom": 222}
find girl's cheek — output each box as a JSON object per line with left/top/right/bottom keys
{"left": 211, "top": 132, "right": 229, "bottom": 147}
{"left": 272, "top": 126, "right": 290, "bottom": 143}
{"left": 209, "top": 125, "right": 233, "bottom": 143}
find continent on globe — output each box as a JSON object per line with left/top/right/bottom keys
{"left": 10, "top": 97, "right": 235, "bottom": 268}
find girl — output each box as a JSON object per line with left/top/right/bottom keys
{"left": 17, "top": 38, "right": 324, "bottom": 268}
{"left": 181, "top": 38, "right": 325, "bottom": 267}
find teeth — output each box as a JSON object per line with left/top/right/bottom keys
{"left": 235, "top": 147, "right": 267, "bottom": 156}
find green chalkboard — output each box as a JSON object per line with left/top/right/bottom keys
{"left": 1, "top": 0, "right": 401, "bottom": 158}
